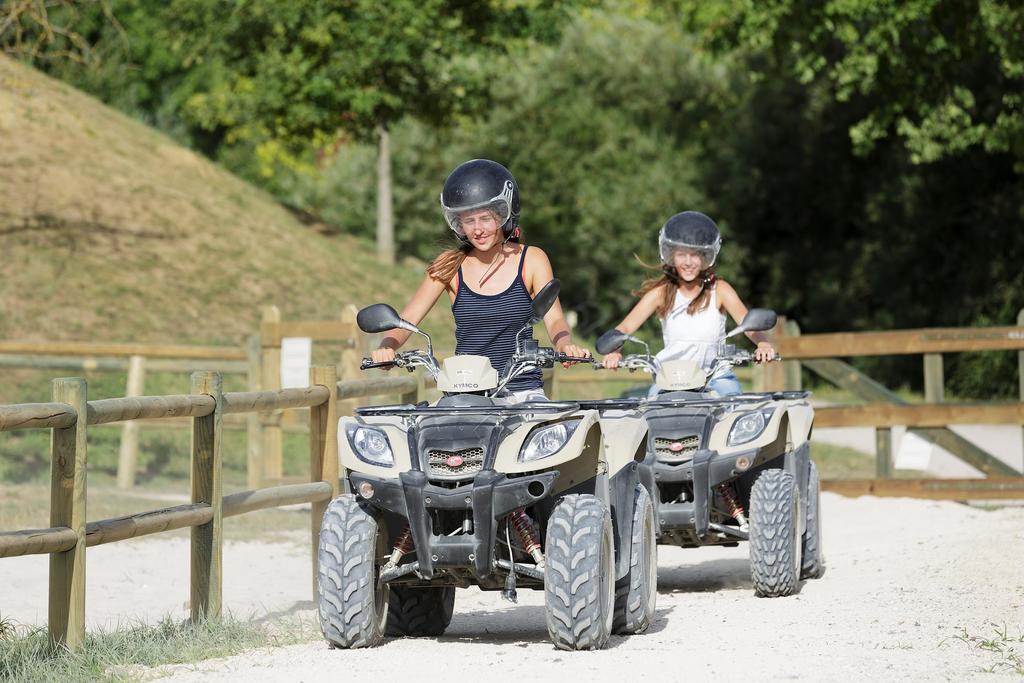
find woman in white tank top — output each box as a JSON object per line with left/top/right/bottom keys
{"left": 600, "top": 211, "right": 776, "bottom": 396}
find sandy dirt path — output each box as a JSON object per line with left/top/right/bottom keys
{"left": 3, "top": 494, "right": 1023, "bottom": 680}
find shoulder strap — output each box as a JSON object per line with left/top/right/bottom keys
{"left": 517, "top": 245, "right": 529, "bottom": 279}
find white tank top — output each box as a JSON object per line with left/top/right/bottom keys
{"left": 656, "top": 286, "right": 727, "bottom": 377}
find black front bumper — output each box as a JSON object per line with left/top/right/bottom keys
{"left": 642, "top": 448, "right": 757, "bottom": 538}
{"left": 348, "top": 469, "right": 559, "bottom": 580}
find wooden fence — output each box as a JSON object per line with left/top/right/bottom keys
{"left": 761, "top": 311, "right": 1024, "bottom": 498}
{"left": 0, "top": 366, "right": 425, "bottom": 650}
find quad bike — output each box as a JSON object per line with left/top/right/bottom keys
{"left": 317, "top": 280, "right": 656, "bottom": 651}
{"left": 594, "top": 308, "right": 824, "bottom": 597}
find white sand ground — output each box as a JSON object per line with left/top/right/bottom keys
{"left": 3, "top": 493, "right": 1023, "bottom": 681}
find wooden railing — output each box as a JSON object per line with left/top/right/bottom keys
{"left": 0, "top": 366, "right": 423, "bottom": 650}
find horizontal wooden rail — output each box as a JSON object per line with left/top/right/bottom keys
{"left": 0, "top": 527, "right": 78, "bottom": 558}
{"left": 0, "top": 403, "right": 77, "bottom": 431}
{"left": 335, "top": 376, "right": 418, "bottom": 399}
{"left": 223, "top": 482, "right": 333, "bottom": 517}
{"left": 0, "top": 354, "right": 248, "bottom": 374}
{"left": 87, "top": 395, "right": 216, "bottom": 425}
{"left": 0, "top": 341, "right": 246, "bottom": 361}
{"left": 86, "top": 503, "right": 213, "bottom": 547}
{"left": 776, "top": 325, "right": 1024, "bottom": 359}
{"left": 822, "top": 477, "right": 1024, "bottom": 500}
{"left": 261, "top": 320, "right": 357, "bottom": 347}
{"left": 222, "top": 386, "right": 329, "bottom": 413}
{"left": 815, "top": 403, "right": 1024, "bottom": 428}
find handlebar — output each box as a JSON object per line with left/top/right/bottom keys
{"left": 360, "top": 358, "right": 399, "bottom": 370}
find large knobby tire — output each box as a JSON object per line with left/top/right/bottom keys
{"left": 613, "top": 485, "right": 657, "bottom": 635}
{"left": 800, "top": 460, "right": 826, "bottom": 580}
{"left": 386, "top": 586, "right": 455, "bottom": 637}
{"left": 544, "top": 494, "right": 615, "bottom": 650}
{"left": 317, "top": 495, "right": 389, "bottom": 648}
{"left": 748, "top": 469, "right": 802, "bottom": 598}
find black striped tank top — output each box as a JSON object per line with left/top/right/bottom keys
{"left": 452, "top": 246, "right": 541, "bottom": 392}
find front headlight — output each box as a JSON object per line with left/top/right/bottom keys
{"left": 347, "top": 425, "right": 394, "bottom": 466}
{"left": 727, "top": 409, "right": 775, "bottom": 446}
{"left": 519, "top": 419, "right": 581, "bottom": 462}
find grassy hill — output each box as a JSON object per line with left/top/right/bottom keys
{"left": 0, "top": 55, "right": 453, "bottom": 352}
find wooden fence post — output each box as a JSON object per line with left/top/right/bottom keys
{"left": 49, "top": 377, "right": 87, "bottom": 650}
{"left": 246, "top": 335, "right": 263, "bottom": 490}
{"left": 116, "top": 355, "right": 146, "bottom": 490}
{"left": 1019, "top": 308, "right": 1024, "bottom": 473}
{"left": 876, "top": 427, "right": 893, "bottom": 478}
{"left": 400, "top": 372, "right": 424, "bottom": 405}
{"left": 759, "top": 316, "right": 787, "bottom": 392}
{"left": 339, "top": 304, "right": 364, "bottom": 417}
{"left": 923, "top": 353, "right": 944, "bottom": 403}
{"left": 783, "top": 319, "right": 802, "bottom": 391}
{"left": 260, "top": 306, "right": 283, "bottom": 482}
{"left": 190, "top": 371, "right": 224, "bottom": 621}
{"left": 309, "top": 365, "right": 339, "bottom": 598}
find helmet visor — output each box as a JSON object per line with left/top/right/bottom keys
{"left": 441, "top": 199, "right": 511, "bottom": 236}
{"left": 440, "top": 179, "right": 516, "bottom": 236}
{"left": 660, "top": 234, "right": 721, "bottom": 268}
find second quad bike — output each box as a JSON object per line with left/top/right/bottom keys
{"left": 595, "top": 308, "right": 824, "bottom": 597}
{"left": 317, "top": 280, "right": 656, "bottom": 651}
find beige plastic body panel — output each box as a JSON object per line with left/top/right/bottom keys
{"left": 709, "top": 399, "right": 815, "bottom": 455}
{"left": 598, "top": 410, "right": 648, "bottom": 475}
{"left": 338, "top": 415, "right": 411, "bottom": 479}
{"left": 435, "top": 355, "right": 498, "bottom": 393}
{"left": 656, "top": 359, "right": 707, "bottom": 392}
{"left": 494, "top": 409, "right": 602, "bottom": 474}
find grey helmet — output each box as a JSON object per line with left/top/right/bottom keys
{"left": 439, "top": 159, "right": 520, "bottom": 238}
{"left": 658, "top": 211, "right": 722, "bottom": 267}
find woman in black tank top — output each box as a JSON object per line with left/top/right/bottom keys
{"left": 370, "top": 159, "right": 589, "bottom": 396}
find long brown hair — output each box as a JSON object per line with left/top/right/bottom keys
{"left": 633, "top": 263, "right": 716, "bottom": 318}
{"left": 426, "top": 227, "right": 522, "bottom": 284}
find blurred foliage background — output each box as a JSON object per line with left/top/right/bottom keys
{"left": 2, "top": 0, "right": 1022, "bottom": 397}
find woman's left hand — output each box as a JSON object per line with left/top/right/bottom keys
{"left": 754, "top": 342, "right": 776, "bottom": 363}
{"left": 559, "top": 343, "right": 592, "bottom": 367}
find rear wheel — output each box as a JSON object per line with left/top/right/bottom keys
{"left": 544, "top": 494, "right": 615, "bottom": 650}
{"left": 386, "top": 586, "right": 455, "bottom": 637}
{"left": 317, "top": 495, "right": 389, "bottom": 648}
{"left": 748, "top": 469, "right": 802, "bottom": 597}
{"left": 613, "top": 485, "right": 657, "bottom": 634}
{"left": 800, "top": 461, "right": 825, "bottom": 580}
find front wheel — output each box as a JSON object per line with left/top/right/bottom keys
{"left": 317, "top": 495, "right": 389, "bottom": 648}
{"left": 544, "top": 494, "right": 615, "bottom": 650}
{"left": 748, "top": 469, "right": 802, "bottom": 597}
{"left": 800, "top": 461, "right": 825, "bottom": 580}
{"left": 613, "top": 485, "right": 657, "bottom": 634}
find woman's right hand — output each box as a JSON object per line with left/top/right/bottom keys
{"left": 601, "top": 352, "right": 622, "bottom": 370}
{"left": 371, "top": 346, "right": 397, "bottom": 370}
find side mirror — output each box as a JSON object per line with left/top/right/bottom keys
{"left": 596, "top": 329, "right": 629, "bottom": 355}
{"left": 529, "top": 278, "right": 561, "bottom": 323}
{"left": 726, "top": 308, "right": 777, "bottom": 338}
{"left": 357, "top": 304, "right": 408, "bottom": 334}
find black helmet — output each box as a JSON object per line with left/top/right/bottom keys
{"left": 659, "top": 211, "right": 722, "bottom": 267}
{"left": 439, "top": 159, "right": 520, "bottom": 238}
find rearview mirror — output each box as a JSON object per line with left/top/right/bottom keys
{"left": 596, "top": 329, "right": 629, "bottom": 355}
{"left": 357, "top": 304, "right": 406, "bottom": 334}
{"left": 725, "top": 308, "right": 778, "bottom": 339}
{"left": 529, "top": 278, "right": 561, "bottom": 323}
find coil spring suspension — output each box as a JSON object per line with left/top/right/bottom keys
{"left": 717, "top": 483, "right": 749, "bottom": 532}
{"left": 386, "top": 526, "right": 414, "bottom": 568}
{"left": 508, "top": 508, "right": 544, "bottom": 566}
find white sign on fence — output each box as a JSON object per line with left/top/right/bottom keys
{"left": 280, "top": 337, "right": 312, "bottom": 389}
{"left": 894, "top": 427, "right": 933, "bottom": 470}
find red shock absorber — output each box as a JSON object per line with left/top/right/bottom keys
{"left": 508, "top": 508, "right": 544, "bottom": 565}
{"left": 717, "top": 483, "right": 749, "bottom": 532}
{"left": 387, "top": 526, "right": 414, "bottom": 567}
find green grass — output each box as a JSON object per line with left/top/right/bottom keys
{"left": 0, "top": 615, "right": 317, "bottom": 682}
{"left": 947, "top": 624, "right": 1024, "bottom": 675}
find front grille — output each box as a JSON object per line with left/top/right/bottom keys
{"left": 428, "top": 447, "right": 485, "bottom": 478}
{"left": 654, "top": 435, "right": 700, "bottom": 463}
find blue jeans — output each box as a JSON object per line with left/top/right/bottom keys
{"left": 648, "top": 371, "right": 741, "bottom": 398}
